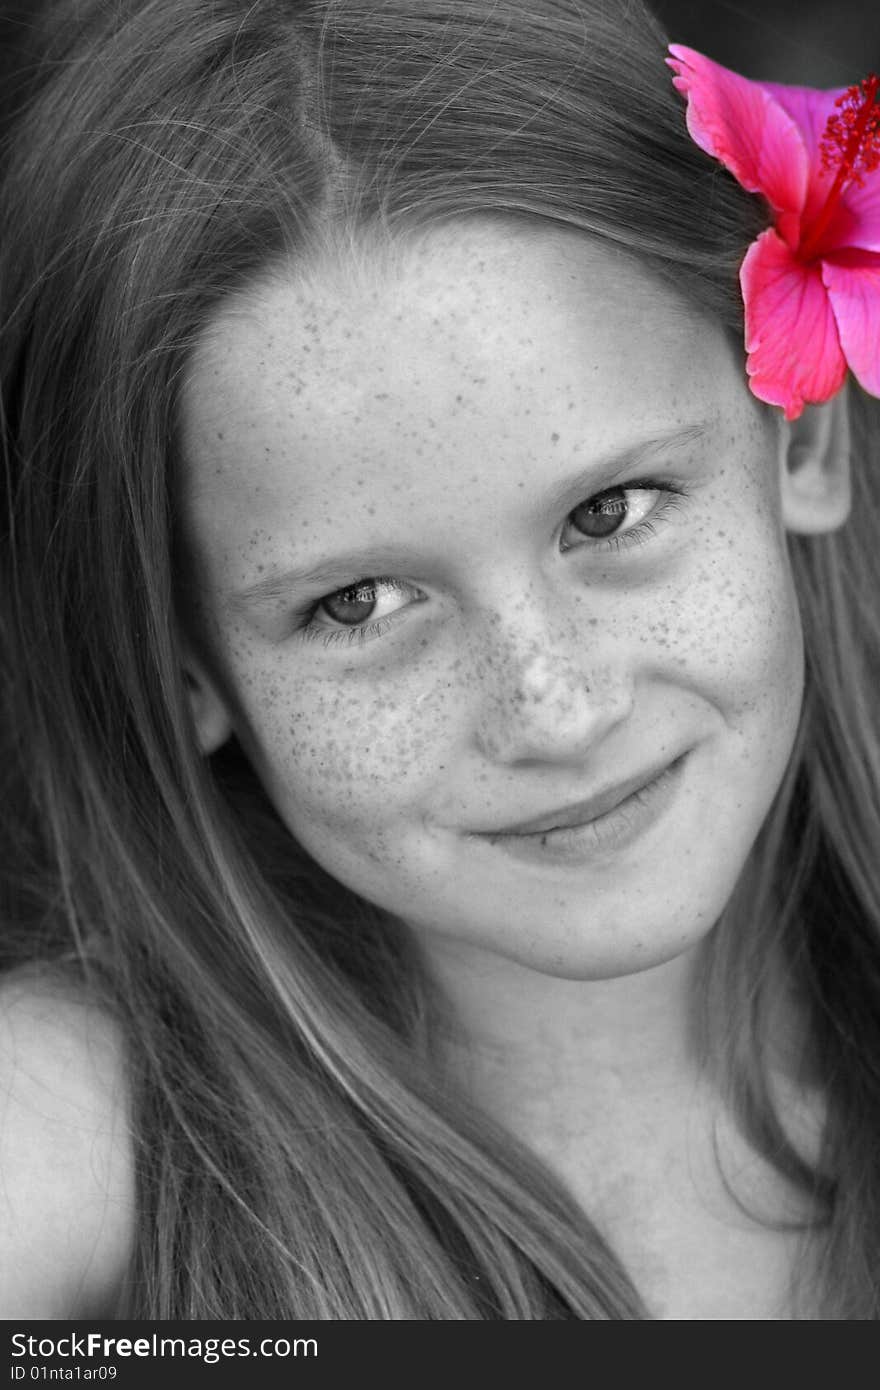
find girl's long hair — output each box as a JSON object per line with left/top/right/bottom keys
{"left": 2, "top": 0, "right": 879, "bottom": 1317}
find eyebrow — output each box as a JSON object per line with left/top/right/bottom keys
{"left": 540, "top": 420, "right": 710, "bottom": 517}
{"left": 226, "top": 421, "right": 711, "bottom": 611}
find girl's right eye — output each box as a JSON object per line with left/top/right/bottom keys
{"left": 301, "top": 577, "right": 423, "bottom": 646}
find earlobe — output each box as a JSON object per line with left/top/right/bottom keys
{"left": 181, "top": 649, "right": 234, "bottom": 756}
{"left": 778, "top": 390, "right": 852, "bottom": 535}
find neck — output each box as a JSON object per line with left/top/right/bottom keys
{"left": 425, "top": 929, "right": 821, "bottom": 1207}
{"left": 424, "top": 933, "right": 823, "bottom": 1319}
{"left": 428, "top": 940, "right": 701, "bottom": 1149}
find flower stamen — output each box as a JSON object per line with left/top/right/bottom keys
{"left": 800, "top": 74, "right": 880, "bottom": 262}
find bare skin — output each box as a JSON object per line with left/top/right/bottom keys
{"left": 436, "top": 950, "right": 823, "bottom": 1317}
{"left": 0, "top": 979, "right": 134, "bottom": 1317}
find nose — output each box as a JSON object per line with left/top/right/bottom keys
{"left": 470, "top": 610, "right": 634, "bottom": 765}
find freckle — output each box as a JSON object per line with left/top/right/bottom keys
{"left": 551, "top": 432, "right": 560, "bottom": 445}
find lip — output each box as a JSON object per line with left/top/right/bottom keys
{"left": 468, "top": 755, "right": 687, "bottom": 865}
{"left": 472, "top": 756, "right": 684, "bottom": 838}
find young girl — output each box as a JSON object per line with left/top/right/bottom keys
{"left": 1, "top": 0, "right": 879, "bottom": 1320}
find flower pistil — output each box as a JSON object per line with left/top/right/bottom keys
{"left": 800, "top": 74, "right": 880, "bottom": 262}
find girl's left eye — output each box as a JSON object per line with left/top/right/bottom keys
{"left": 302, "top": 577, "right": 422, "bottom": 645}
{"left": 560, "top": 483, "right": 673, "bottom": 550}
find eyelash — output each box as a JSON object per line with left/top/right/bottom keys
{"left": 298, "top": 579, "right": 416, "bottom": 649}
{"left": 297, "top": 478, "right": 687, "bottom": 648}
{"left": 559, "top": 478, "right": 685, "bottom": 555}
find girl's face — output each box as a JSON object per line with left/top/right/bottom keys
{"left": 179, "top": 223, "right": 825, "bottom": 981}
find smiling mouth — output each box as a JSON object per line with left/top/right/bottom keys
{"left": 474, "top": 755, "right": 685, "bottom": 839}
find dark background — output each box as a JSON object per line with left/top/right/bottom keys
{"left": 651, "top": 0, "right": 880, "bottom": 85}
{"left": 3, "top": 2, "right": 880, "bottom": 77}
{"left": 1, "top": 1, "right": 879, "bottom": 138}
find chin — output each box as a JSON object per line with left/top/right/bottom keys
{"left": 398, "top": 867, "right": 731, "bottom": 983}
{"left": 489, "top": 910, "right": 719, "bottom": 982}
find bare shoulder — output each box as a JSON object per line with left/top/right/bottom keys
{"left": 0, "top": 973, "right": 136, "bottom": 1318}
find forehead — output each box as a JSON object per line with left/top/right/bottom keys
{"left": 178, "top": 222, "right": 751, "bottom": 583}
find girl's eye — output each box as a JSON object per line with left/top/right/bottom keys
{"left": 303, "top": 577, "right": 422, "bottom": 643}
{"left": 561, "top": 484, "right": 667, "bottom": 548}
{"left": 298, "top": 482, "right": 681, "bottom": 649}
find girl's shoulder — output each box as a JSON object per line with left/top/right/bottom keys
{"left": 0, "top": 971, "right": 135, "bottom": 1317}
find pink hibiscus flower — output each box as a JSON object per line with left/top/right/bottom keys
{"left": 667, "top": 45, "right": 880, "bottom": 420}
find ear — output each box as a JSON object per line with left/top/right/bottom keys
{"left": 778, "top": 390, "right": 852, "bottom": 535}
{"left": 180, "top": 645, "right": 235, "bottom": 756}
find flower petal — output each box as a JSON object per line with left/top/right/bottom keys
{"left": 823, "top": 254, "right": 880, "bottom": 397}
{"left": 760, "top": 83, "right": 842, "bottom": 172}
{"left": 740, "top": 229, "right": 847, "bottom": 419}
{"left": 667, "top": 46, "right": 809, "bottom": 218}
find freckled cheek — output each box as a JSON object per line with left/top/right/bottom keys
{"left": 239, "top": 661, "right": 461, "bottom": 822}
{"left": 676, "top": 537, "right": 804, "bottom": 729}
